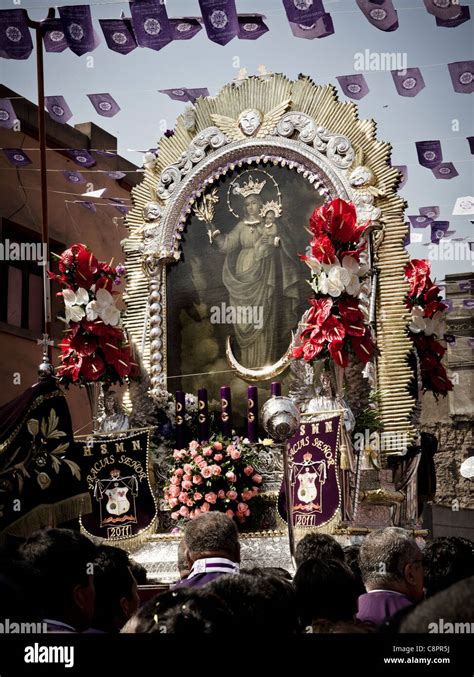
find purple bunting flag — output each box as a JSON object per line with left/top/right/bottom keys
{"left": 159, "top": 88, "right": 209, "bottom": 103}
{"left": 459, "top": 280, "right": 474, "bottom": 292}
{"left": 0, "top": 99, "right": 17, "bottom": 128}
{"left": 62, "top": 170, "right": 86, "bottom": 184}
{"left": 99, "top": 18, "right": 137, "bottom": 55}
{"left": 198, "top": 0, "right": 239, "bottom": 46}
{"left": 238, "top": 15, "right": 269, "bottom": 40}
{"left": 282, "top": 0, "right": 325, "bottom": 24}
{"left": 114, "top": 204, "right": 130, "bottom": 215}
{"left": 336, "top": 74, "right": 369, "bottom": 100}
{"left": 420, "top": 206, "right": 440, "bottom": 219}
{"left": 289, "top": 13, "right": 334, "bottom": 39}
{"left": 129, "top": 0, "right": 173, "bottom": 52}
{"left": 391, "top": 68, "right": 425, "bottom": 97}
{"left": 393, "top": 165, "right": 408, "bottom": 190}
{"left": 469, "top": 338, "right": 474, "bottom": 347}
{"left": 45, "top": 96, "right": 72, "bottom": 125}
{"left": 0, "top": 9, "right": 33, "bottom": 60}
{"left": 416, "top": 140, "right": 443, "bottom": 169}
{"left": 107, "top": 171, "right": 126, "bottom": 180}
{"left": 448, "top": 61, "right": 474, "bottom": 93}
{"left": 87, "top": 93, "right": 120, "bottom": 118}
{"left": 3, "top": 148, "right": 31, "bottom": 167}
{"left": 169, "top": 18, "right": 203, "bottom": 40}
{"left": 42, "top": 19, "right": 68, "bottom": 53}
{"left": 423, "top": 0, "right": 464, "bottom": 20}
{"left": 79, "top": 201, "right": 97, "bottom": 213}
{"left": 356, "top": 0, "right": 398, "bottom": 31}
{"left": 408, "top": 215, "right": 432, "bottom": 229}
{"left": 463, "top": 299, "right": 474, "bottom": 309}
{"left": 467, "top": 137, "right": 474, "bottom": 154}
{"left": 431, "top": 221, "right": 449, "bottom": 242}
{"left": 436, "top": 6, "right": 470, "bottom": 27}
{"left": 444, "top": 299, "right": 454, "bottom": 312}
{"left": 58, "top": 5, "right": 99, "bottom": 57}
{"left": 432, "top": 162, "right": 459, "bottom": 179}
{"left": 65, "top": 149, "right": 96, "bottom": 168}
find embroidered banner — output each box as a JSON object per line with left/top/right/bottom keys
{"left": 279, "top": 415, "right": 341, "bottom": 529}
{"left": 78, "top": 430, "right": 157, "bottom": 545}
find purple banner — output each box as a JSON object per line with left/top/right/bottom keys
{"left": 3, "top": 148, "right": 31, "bottom": 167}
{"left": 0, "top": 9, "right": 33, "bottom": 59}
{"left": 65, "top": 149, "right": 96, "bottom": 168}
{"left": 432, "top": 162, "right": 459, "bottom": 180}
{"left": 436, "top": 6, "right": 470, "bottom": 27}
{"left": 170, "top": 18, "right": 203, "bottom": 40}
{"left": 99, "top": 18, "right": 137, "bottom": 55}
{"left": 159, "top": 87, "right": 209, "bottom": 103}
{"left": 281, "top": 415, "right": 341, "bottom": 528}
{"left": 107, "top": 171, "right": 126, "bottom": 180}
{"left": 420, "top": 206, "right": 440, "bottom": 219}
{"left": 448, "top": 61, "right": 474, "bottom": 94}
{"left": 336, "top": 74, "right": 369, "bottom": 100}
{"left": 416, "top": 140, "right": 443, "bottom": 169}
{"left": 87, "top": 93, "right": 120, "bottom": 118}
{"left": 391, "top": 67, "right": 425, "bottom": 97}
{"left": 356, "top": 0, "right": 398, "bottom": 31}
{"left": 62, "top": 170, "right": 86, "bottom": 184}
{"left": 198, "top": 0, "right": 239, "bottom": 45}
{"left": 238, "top": 14, "right": 269, "bottom": 40}
{"left": 45, "top": 96, "right": 72, "bottom": 124}
{"left": 423, "top": 0, "right": 465, "bottom": 20}
{"left": 463, "top": 299, "right": 474, "bottom": 309}
{"left": 431, "top": 221, "right": 449, "bottom": 242}
{"left": 408, "top": 214, "right": 432, "bottom": 229}
{"left": 129, "top": 0, "right": 173, "bottom": 52}
{"left": 79, "top": 201, "right": 97, "bottom": 213}
{"left": 282, "top": 0, "right": 325, "bottom": 24}
{"left": 42, "top": 19, "right": 68, "bottom": 53}
{"left": 393, "top": 165, "right": 407, "bottom": 190}
{"left": 58, "top": 5, "right": 99, "bottom": 56}
{"left": 0, "top": 99, "right": 17, "bottom": 128}
{"left": 289, "top": 14, "right": 334, "bottom": 39}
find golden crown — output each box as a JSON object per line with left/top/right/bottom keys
{"left": 260, "top": 200, "right": 281, "bottom": 218}
{"left": 236, "top": 175, "right": 266, "bottom": 198}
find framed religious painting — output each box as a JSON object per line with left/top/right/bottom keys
{"left": 122, "top": 74, "right": 416, "bottom": 450}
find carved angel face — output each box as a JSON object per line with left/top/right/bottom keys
{"left": 238, "top": 109, "right": 262, "bottom": 136}
{"left": 349, "top": 165, "right": 374, "bottom": 187}
{"left": 143, "top": 202, "right": 162, "bottom": 222}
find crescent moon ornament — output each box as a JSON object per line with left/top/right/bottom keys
{"left": 225, "top": 333, "right": 296, "bottom": 382}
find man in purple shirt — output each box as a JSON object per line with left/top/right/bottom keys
{"left": 357, "top": 527, "right": 424, "bottom": 627}
{"left": 174, "top": 512, "right": 240, "bottom": 589}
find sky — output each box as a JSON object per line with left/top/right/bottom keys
{"left": 1, "top": 0, "right": 473, "bottom": 282}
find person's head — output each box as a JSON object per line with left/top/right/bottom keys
{"left": 177, "top": 539, "right": 190, "bottom": 579}
{"left": 183, "top": 512, "right": 240, "bottom": 567}
{"left": 423, "top": 537, "right": 474, "bottom": 598}
{"left": 359, "top": 527, "right": 424, "bottom": 603}
{"left": 20, "top": 528, "right": 97, "bottom": 630}
{"left": 293, "top": 558, "right": 359, "bottom": 628}
{"left": 91, "top": 545, "right": 140, "bottom": 632}
{"left": 399, "top": 576, "right": 474, "bottom": 633}
{"left": 0, "top": 547, "right": 42, "bottom": 622}
{"left": 128, "top": 558, "right": 148, "bottom": 586}
{"left": 343, "top": 545, "right": 366, "bottom": 597}
{"left": 295, "top": 533, "right": 345, "bottom": 568}
{"left": 122, "top": 588, "right": 232, "bottom": 634}
{"left": 264, "top": 210, "right": 276, "bottom": 225}
{"left": 243, "top": 194, "right": 263, "bottom": 220}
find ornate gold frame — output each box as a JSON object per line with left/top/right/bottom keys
{"left": 122, "top": 74, "right": 415, "bottom": 453}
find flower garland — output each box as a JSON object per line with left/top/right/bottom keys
{"left": 164, "top": 438, "right": 263, "bottom": 523}
{"left": 292, "top": 198, "right": 375, "bottom": 368}
{"left": 405, "top": 259, "right": 453, "bottom": 397}
{"left": 49, "top": 243, "right": 138, "bottom": 386}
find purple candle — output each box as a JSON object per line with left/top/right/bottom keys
{"left": 247, "top": 386, "right": 258, "bottom": 443}
{"left": 271, "top": 381, "right": 281, "bottom": 397}
{"left": 220, "top": 385, "right": 232, "bottom": 438}
{"left": 197, "top": 388, "right": 209, "bottom": 443}
{"left": 175, "top": 390, "right": 186, "bottom": 450}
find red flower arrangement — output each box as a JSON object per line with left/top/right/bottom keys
{"left": 49, "top": 243, "right": 138, "bottom": 386}
{"left": 405, "top": 259, "right": 453, "bottom": 397}
{"left": 165, "top": 439, "right": 262, "bottom": 523}
{"left": 292, "top": 198, "right": 375, "bottom": 368}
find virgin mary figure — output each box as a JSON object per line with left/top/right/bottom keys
{"left": 212, "top": 174, "right": 300, "bottom": 369}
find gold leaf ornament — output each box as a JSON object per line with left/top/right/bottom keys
{"left": 37, "top": 472, "right": 51, "bottom": 490}
{"left": 27, "top": 419, "right": 39, "bottom": 437}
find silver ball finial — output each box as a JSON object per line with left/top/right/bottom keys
{"left": 261, "top": 396, "right": 300, "bottom": 442}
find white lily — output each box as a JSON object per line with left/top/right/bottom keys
{"left": 318, "top": 265, "right": 348, "bottom": 297}
{"left": 62, "top": 288, "right": 89, "bottom": 324}
{"left": 409, "top": 307, "right": 445, "bottom": 338}
{"left": 86, "top": 288, "right": 120, "bottom": 326}
{"left": 341, "top": 256, "right": 362, "bottom": 297}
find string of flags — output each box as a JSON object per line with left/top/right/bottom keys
{"left": 0, "top": 1, "right": 471, "bottom": 62}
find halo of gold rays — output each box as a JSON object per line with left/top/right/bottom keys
{"left": 122, "top": 73, "right": 415, "bottom": 456}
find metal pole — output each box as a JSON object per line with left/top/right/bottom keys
{"left": 281, "top": 441, "right": 297, "bottom": 569}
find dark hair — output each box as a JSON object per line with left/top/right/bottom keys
{"left": 0, "top": 547, "right": 42, "bottom": 622}
{"left": 92, "top": 545, "right": 137, "bottom": 632}
{"left": 124, "top": 588, "right": 232, "bottom": 634}
{"left": 293, "top": 558, "right": 359, "bottom": 627}
{"left": 295, "top": 533, "right": 345, "bottom": 568}
{"left": 129, "top": 558, "right": 148, "bottom": 585}
{"left": 19, "top": 528, "right": 97, "bottom": 617}
{"left": 400, "top": 576, "right": 474, "bottom": 633}
{"left": 423, "top": 537, "right": 474, "bottom": 597}
{"left": 184, "top": 512, "right": 239, "bottom": 561}
{"left": 207, "top": 571, "right": 298, "bottom": 633}
{"left": 343, "top": 545, "right": 366, "bottom": 597}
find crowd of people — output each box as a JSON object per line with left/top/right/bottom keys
{"left": 1, "top": 513, "right": 473, "bottom": 634}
